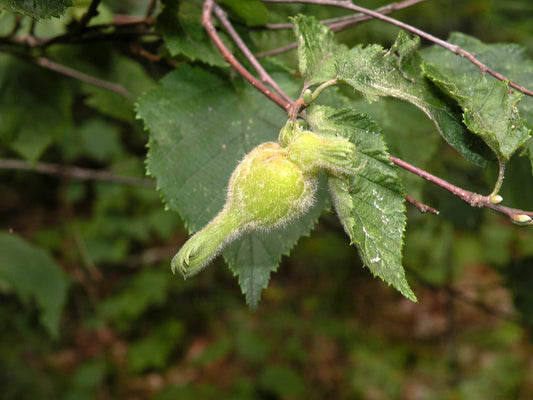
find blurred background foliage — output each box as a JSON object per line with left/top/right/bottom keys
{"left": 1, "top": 0, "right": 533, "bottom": 399}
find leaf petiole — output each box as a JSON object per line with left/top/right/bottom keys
{"left": 303, "top": 79, "right": 339, "bottom": 105}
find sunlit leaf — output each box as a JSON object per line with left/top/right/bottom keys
{"left": 292, "top": 17, "right": 493, "bottom": 166}
{"left": 333, "top": 31, "right": 491, "bottom": 166}
{"left": 292, "top": 14, "right": 344, "bottom": 85}
{"left": 307, "top": 106, "right": 416, "bottom": 301}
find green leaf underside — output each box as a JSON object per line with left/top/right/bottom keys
{"left": 423, "top": 64, "right": 529, "bottom": 162}
{"left": 137, "top": 65, "right": 327, "bottom": 308}
{"left": 294, "top": 16, "right": 492, "bottom": 166}
{"left": 0, "top": 0, "right": 72, "bottom": 19}
{"left": 335, "top": 34, "right": 492, "bottom": 166}
{"left": 422, "top": 32, "right": 533, "bottom": 162}
{"left": 293, "top": 15, "right": 344, "bottom": 85}
{"left": 156, "top": 0, "right": 226, "bottom": 66}
{"left": 0, "top": 54, "right": 72, "bottom": 161}
{"left": 421, "top": 32, "right": 533, "bottom": 123}
{"left": 0, "top": 233, "right": 70, "bottom": 338}
{"left": 307, "top": 106, "right": 416, "bottom": 302}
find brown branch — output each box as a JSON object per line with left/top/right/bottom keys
{"left": 405, "top": 194, "right": 439, "bottom": 215}
{"left": 145, "top": 0, "right": 158, "bottom": 19}
{"left": 202, "top": 0, "right": 293, "bottom": 113}
{"left": 390, "top": 155, "right": 533, "bottom": 224}
{"left": 76, "top": 0, "right": 102, "bottom": 33}
{"left": 261, "top": 0, "right": 533, "bottom": 97}
{"left": 212, "top": 3, "right": 294, "bottom": 104}
{"left": 0, "top": 159, "right": 155, "bottom": 187}
{"left": 35, "top": 57, "right": 133, "bottom": 99}
{"left": 256, "top": 42, "right": 298, "bottom": 59}
{"left": 205, "top": 0, "right": 531, "bottom": 224}
{"left": 264, "top": 0, "right": 425, "bottom": 30}
{"left": 257, "top": 0, "right": 426, "bottom": 58}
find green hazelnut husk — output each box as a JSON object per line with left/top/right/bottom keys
{"left": 172, "top": 128, "right": 357, "bottom": 278}
{"left": 172, "top": 142, "right": 315, "bottom": 277}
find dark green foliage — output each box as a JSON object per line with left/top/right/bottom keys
{"left": 0, "top": 54, "right": 72, "bottom": 161}
{"left": 1, "top": 1, "right": 533, "bottom": 399}
{"left": 0, "top": 233, "right": 70, "bottom": 338}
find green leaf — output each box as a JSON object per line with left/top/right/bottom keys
{"left": 421, "top": 32, "right": 533, "bottom": 164}
{"left": 0, "top": 233, "right": 70, "bottom": 338}
{"left": 333, "top": 31, "right": 491, "bottom": 166}
{"left": 219, "top": 0, "right": 269, "bottom": 26}
{"left": 259, "top": 365, "right": 306, "bottom": 398}
{"left": 421, "top": 32, "right": 533, "bottom": 124}
{"left": 423, "top": 64, "right": 530, "bottom": 161}
{"left": 225, "top": 182, "right": 329, "bottom": 309}
{"left": 60, "top": 118, "right": 124, "bottom": 162}
{"left": 137, "top": 65, "right": 324, "bottom": 308}
{"left": 101, "top": 268, "right": 171, "bottom": 331}
{"left": 128, "top": 320, "right": 184, "bottom": 372}
{"left": 352, "top": 98, "right": 439, "bottom": 199}
{"left": 0, "top": 54, "right": 72, "bottom": 161}
{"left": 48, "top": 44, "right": 156, "bottom": 122}
{"left": 0, "top": 0, "right": 72, "bottom": 19}
{"left": 155, "top": 0, "right": 226, "bottom": 66}
{"left": 83, "top": 54, "right": 155, "bottom": 121}
{"left": 292, "top": 14, "right": 343, "bottom": 85}
{"left": 292, "top": 17, "right": 491, "bottom": 165}
{"left": 307, "top": 106, "right": 416, "bottom": 302}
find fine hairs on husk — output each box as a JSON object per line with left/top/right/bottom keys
{"left": 172, "top": 129, "right": 357, "bottom": 278}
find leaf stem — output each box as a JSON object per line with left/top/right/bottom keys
{"left": 145, "top": 0, "right": 158, "bottom": 19}
{"left": 305, "top": 79, "right": 339, "bottom": 103}
{"left": 490, "top": 161, "right": 506, "bottom": 197}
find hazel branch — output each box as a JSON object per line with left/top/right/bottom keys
{"left": 202, "top": 0, "right": 293, "bottom": 112}
{"left": 405, "top": 194, "right": 439, "bottom": 215}
{"left": 203, "top": 1, "right": 532, "bottom": 224}
{"left": 263, "top": 0, "right": 425, "bottom": 30}
{"left": 261, "top": 0, "right": 533, "bottom": 97}
{"left": 212, "top": 2, "right": 293, "bottom": 104}
{"left": 35, "top": 57, "right": 133, "bottom": 99}
{"left": 256, "top": 0, "right": 426, "bottom": 58}
{"left": 75, "top": 0, "right": 102, "bottom": 33}
{"left": 389, "top": 155, "right": 533, "bottom": 225}
{"left": 0, "top": 158, "right": 155, "bottom": 187}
